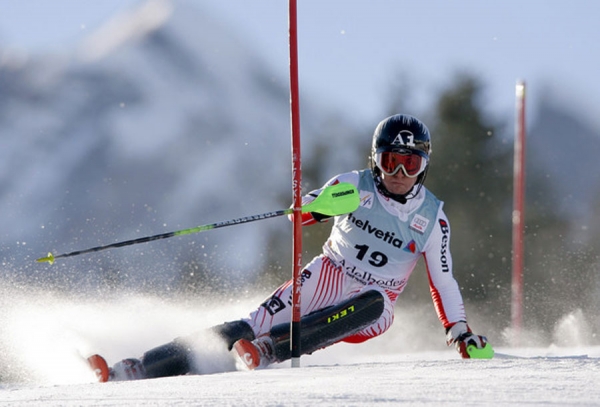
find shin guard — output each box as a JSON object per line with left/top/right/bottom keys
{"left": 269, "top": 290, "right": 385, "bottom": 362}
{"left": 141, "top": 340, "right": 191, "bottom": 378}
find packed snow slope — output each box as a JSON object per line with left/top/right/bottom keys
{"left": 0, "top": 287, "right": 598, "bottom": 406}
{"left": 2, "top": 348, "right": 599, "bottom": 406}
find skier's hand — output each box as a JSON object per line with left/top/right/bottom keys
{"left": 446, "top": 321, "right": 488, "bottom": 359}
{"left": 310, "top": 212, "right": 332, "bottom": 222}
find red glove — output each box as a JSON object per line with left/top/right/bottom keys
{"left": 446, "top": 321, "right": 488, "bottom": 359}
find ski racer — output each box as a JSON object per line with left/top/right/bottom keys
{"left": 89, "top": 114, "right": 490, "bottom": 382}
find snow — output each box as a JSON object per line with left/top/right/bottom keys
{"left": 2, "top": 349, "right": 599, "bottom": 406}
{"left": 1, "top": 287, "right": 599, "bottom": 406}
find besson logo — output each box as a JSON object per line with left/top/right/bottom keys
{"left": 439, "top": 219, "right": 450, "bottom": 272}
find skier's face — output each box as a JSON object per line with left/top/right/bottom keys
{"left": 380, "top": 169, "right": 418, "bottom": 196}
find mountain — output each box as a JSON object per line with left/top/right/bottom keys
{"left": 0, "top": 0, "right": 360, "bottom": 293}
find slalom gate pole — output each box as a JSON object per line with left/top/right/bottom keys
{"left": 511, "top": 80, "right": 526, "bottom": 346}
{"left": 288, "top": 0, "right": 303, "bottom": 368}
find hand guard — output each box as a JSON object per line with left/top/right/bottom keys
{"left": 446, "top": 321, "right": 488, "bottom": 359}
{"left": 290, "top": 190, "right": 332, "bottom": 225}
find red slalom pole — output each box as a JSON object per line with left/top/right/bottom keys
{"left": 288, "top": 0, "right": 303, "bottom": 367}
{"left": 511, "top": 80, "right": 526, "bottom": 346}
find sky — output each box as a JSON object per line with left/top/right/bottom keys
{"left": 0, "top": 0, "right": 599, "bottom": 130}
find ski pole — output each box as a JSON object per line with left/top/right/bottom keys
{"left": 36, "top": 182, "right": 359, "bottom": 265}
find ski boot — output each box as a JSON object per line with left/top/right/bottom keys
{"left": 87, "top": 354, "right": 146, "bottom": 382}
{"left": 233, "top": 337, "right": 275, "bottom": 370}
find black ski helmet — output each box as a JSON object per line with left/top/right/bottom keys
{"left": 371, "top": 114, "right": 432, "bottom": 203}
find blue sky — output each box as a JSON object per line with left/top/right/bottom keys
{"left": 1, "top": 0, "right": 599, "bottom": 129}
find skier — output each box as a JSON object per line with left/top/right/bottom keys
{"left": 89, "top": 114, "right": 490, "bottom": 382}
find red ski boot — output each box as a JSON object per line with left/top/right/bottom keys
{"left": 87, "top": 354, "right": 111, "bottom": 383}
{"left": 233, "top": 337, "right": 275, "bottom": 370}
{"left": 87, "top": 354, "right": 147, "bottom": 382}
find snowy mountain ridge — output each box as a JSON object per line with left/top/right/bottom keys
{"left": 78, "top": 0, "right": 173, "bottom": 62}
{"left": 0, "top": 0, "right": 337, "bottom": 290}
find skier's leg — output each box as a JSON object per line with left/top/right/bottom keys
{"left": 97, "top": 320, "right": 255, "bottom": 381}
{"left": 234, "top": 289, "right": 385, "bottom": 368}
{"left": 270, "top": 289, "right": 385, "bottom": 361}
{"left": 341, "top": 286, "right": 397, "bottom": 344}
{"left": 138, "top": 256, "right": 336, "bottom": 378}
{"left": 140, "top": 320, "right": 255, "bottom": 378}
{"left": 244, "top": 255, "right": 348, "bottom": 338}
{"left": 211, "top": 319, "right": 257, "bottom": 350}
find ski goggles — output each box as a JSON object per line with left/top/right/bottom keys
{"left": 375, "top": 151, "right": 428, "bottom": 178}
